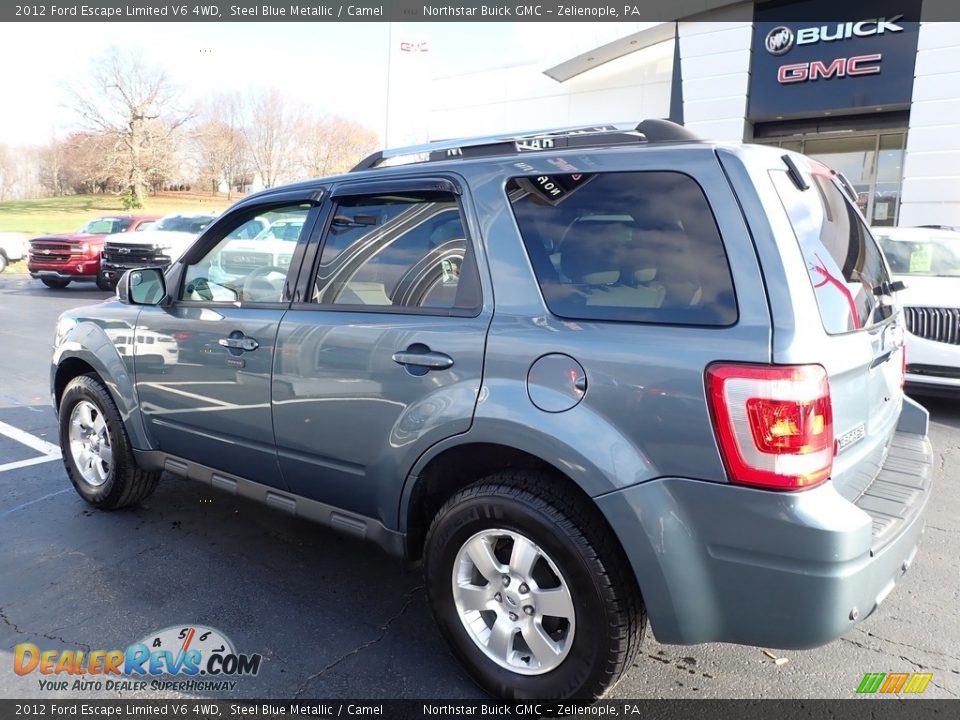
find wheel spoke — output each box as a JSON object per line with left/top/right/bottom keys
{"left": 455, "top": 583, "right": 492, "bottom": 613}
{"left": 486, "top": 618, "right": 515, "bottom": 661}
{"left": 91, "top": 411, "right": 106, "bottom": 435}
{"left": 531, "top": 586, "right": 575, "bottom": 620}
{"left": 78, "top": 403, "right": 94, "bottom": 429}
{"left": 98, "top": 443, "right": 113, "bottom": 467}
{"left": 521, "top": 622, "right": 562, "bottom": 662}
{"left": 509, "top": 535, "right": 540, "bottom": 578}
{"left": 466, "top": 536, "right": 505, "bottom": 583}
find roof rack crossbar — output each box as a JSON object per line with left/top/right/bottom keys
{"left": 350, "top": 119, "right": 699, "bottom": 172}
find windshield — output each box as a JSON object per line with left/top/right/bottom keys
{"left": 154, "top": 215, "right": 215, "bottom": 233}
{"left": 78, "top": 217, "right": 133, "bottom": 235}
{"left": 875, "top": 234, "right": 960, "bottom": 278}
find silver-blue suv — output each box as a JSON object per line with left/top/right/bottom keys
{"left": 51, "top": 121, "right": 932, "bottom": 699}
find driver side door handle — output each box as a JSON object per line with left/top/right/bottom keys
{"left": 219, "top": 335, "right": 259, "bottom": 352}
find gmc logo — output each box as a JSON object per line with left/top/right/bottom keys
{"left": 778, "top": 53, "right": 883, "bottom": 84}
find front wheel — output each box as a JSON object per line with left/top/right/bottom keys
{"left": 59, "top": 374, "right": 160, "bottom": 509}
{"left": 0, "top": 253, "right": 8, "bottom": 273}
{"left": 41, "top": 277, "right": 71, "bottom": 289}
{"left": 96, "top": 275, "right": 115, "bottom": 292}
{"left": 424, "top": 472, "right": 645, "bottom": 699}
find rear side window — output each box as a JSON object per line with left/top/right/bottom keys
{"left": 506, "top": 172, "right": 737, "bottom": 326}
{"left": 771, "top": 169, "right": 892, "bottom": 334}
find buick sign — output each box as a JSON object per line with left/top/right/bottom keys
{"left": 766, "top": 26, "right": 795, "bottom": 55}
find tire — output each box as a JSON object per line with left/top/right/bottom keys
{"left": 0, "top": 252, "right": 7, "bottom": 273}
{"left": 41, "top": 277, "right": 71, "bottom": 289}
{"left": 59, "top": 374, "right": 160, "bottom": 510}
{"left": 424, "top": 471, "right": 645, "bottom": 699}
{"left": 96, "top": 275, "right": 114, "bottom": 292}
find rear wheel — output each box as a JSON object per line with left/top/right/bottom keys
{"left": 0, "top": 252, "right": 8, "bottom": 273}
{"left": 41, "top": 277, "right": 70, "bottom": 289}
{"left": 59, "top": 374, "right": 160, "bottom": 509}
{"left": 423, "top": 471, "right": 645, "bottom": 699}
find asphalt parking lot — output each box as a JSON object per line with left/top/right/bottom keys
{"left": 0, "top": 272, "right": 957, "bottom": 700}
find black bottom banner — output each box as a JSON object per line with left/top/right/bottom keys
{"left": 1, "top": 700, "right": 955, "bottom": 720}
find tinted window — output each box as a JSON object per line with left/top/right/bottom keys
{"left": 311, "top": 192, "right": 477, "bottom": 312}
{"left": 771, "top": 169, "right": 892, "bottom": 334}
{"left": 506, "top": 172, "right": 737, "bottom": 326}
{"left": 155, "top": 215, "right": 216, "bottom": 233}
{"left": 181, "top": 205, "right": 310, "bottom": 303}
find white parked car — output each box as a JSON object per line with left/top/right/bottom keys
{"left": 873, "top": 226, "right": 960, "bottom": 394}
{"left": 0, "top": 232, "right": 28, "bottom": 273}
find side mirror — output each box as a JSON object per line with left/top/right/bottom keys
{"left": 118, "top": 267, "right": 166, "bottom": 306}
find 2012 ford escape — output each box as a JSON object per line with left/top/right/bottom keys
{"left": 51, "top": 121, "right": 932, "bottom": 699}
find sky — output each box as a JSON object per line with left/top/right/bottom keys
{"left": 0, "top": 21, "right": 648, "bottom": 147}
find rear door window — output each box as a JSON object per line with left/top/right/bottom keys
{"left": 771, "top": 168, "right": 892, "bottom": 334}
{"left": 506, "top": 171, "right": 737, "bottom": 326}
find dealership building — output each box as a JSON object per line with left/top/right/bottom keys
{"left": 414, "top": 0, "right": 958, "bottom": 228}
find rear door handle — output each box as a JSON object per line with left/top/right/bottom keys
{"left": 392, "top": 350, "right": 454, "bottom": 370}
{"left": 218, "top": 335, "right": 259, "bottom": 352}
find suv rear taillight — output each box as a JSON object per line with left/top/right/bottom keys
{"left": 706, "top": 364, "right": 833, "bottom": 491}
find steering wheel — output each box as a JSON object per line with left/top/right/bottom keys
{"left": 242, "top": 265, "right": 287, "bottom": 302}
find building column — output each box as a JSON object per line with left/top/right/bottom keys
{"left": 898, "top": 21, "right": 960, "bottom": 227}
{"left": 678, "top": 3, "right": 754, "bottom": 142}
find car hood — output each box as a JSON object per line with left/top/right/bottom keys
{"left": 893, "top": 275, "right": 960, "bottom": 309}
{"left": 31, "top": 232, "right": 107, "bottom": 243}
{"left": 105, "top": 229, "right": 198, "bottom": 247}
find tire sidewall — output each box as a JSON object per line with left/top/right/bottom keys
{"left": 59, "top": 378, "right": 125, "bottom": 507}
{"left": 425, "top": 490, "right": 613, "bottom": 699}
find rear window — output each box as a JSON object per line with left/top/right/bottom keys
{"left": 771, "top": 169, "right": 892, "bottom": 334}
{"left": 506, "top": 171, "right": 737, "bottom": 326}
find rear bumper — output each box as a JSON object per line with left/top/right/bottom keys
{"left": 596, "top": 401, "right": 932, "bottom": 649}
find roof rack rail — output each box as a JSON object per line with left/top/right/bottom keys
{"left": 350, "top": 119, "right": 699, "bottom": 172}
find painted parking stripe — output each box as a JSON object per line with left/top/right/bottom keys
{"left": 0, "top": 419, "right": 60, "bottom": 455}
{"left": 0, "top": 419, "right": 61, "bottom": 472}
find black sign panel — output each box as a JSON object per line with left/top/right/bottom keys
{"left": 748, "top": 0, "right": 921, "bottom": 122}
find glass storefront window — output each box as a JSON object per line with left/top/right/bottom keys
{"left": 803, "top": 136, "right": 877, "bottom": 217}
{"left": 872, "top": 134, "right": 906, "bottom": 227}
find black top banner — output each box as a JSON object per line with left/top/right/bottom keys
{"left": 4, "top": 0, "right": 960, "bottom": 23}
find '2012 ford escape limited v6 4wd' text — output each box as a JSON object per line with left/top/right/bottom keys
{"left": 51, "top": 121, "right": 932, "bottom": 699}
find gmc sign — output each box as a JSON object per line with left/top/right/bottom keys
{"left": 777, "top": 53, "right": 883, "bottom": 84}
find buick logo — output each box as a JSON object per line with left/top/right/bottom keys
{"left": 765, "top": 25, "right": 795, "bottom": 55}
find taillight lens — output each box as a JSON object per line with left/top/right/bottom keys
{"left": 706, "top": 363, "right": 834, "bottom": 491}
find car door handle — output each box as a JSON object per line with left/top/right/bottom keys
{"left": 392, "top": 349, "right": 454, "bottom": 370}
{"left": 218, "top": 336, "right": 259, "bottom": 352}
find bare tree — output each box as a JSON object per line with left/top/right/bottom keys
{"left": 243, "top": 89, "right": 301, "bottom": 189}
{"left": 297, "top": 114, "right": 379, "bottom": 178}
{"left": 0, "top": 143, "right": 13, "bottom": 201}
{"left": 68, "top": 47, "right": 192, "bottom": 207}
{"left": 193, "top": 93, "right": 249, "bottom": 199}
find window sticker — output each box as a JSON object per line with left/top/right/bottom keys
{"left": 909, "top": 245, "right": 933, "bottom": 273}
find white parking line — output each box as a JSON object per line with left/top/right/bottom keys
{"left": 0, "top": 419, "right": 61, "bottom": 472}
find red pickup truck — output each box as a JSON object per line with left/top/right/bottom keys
{"left": 28, "top": 215, "right": 159, "bottom": 290}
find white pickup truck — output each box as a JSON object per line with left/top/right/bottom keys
{"left": 0, "top": 232, "right": 28, "bottom": 273}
